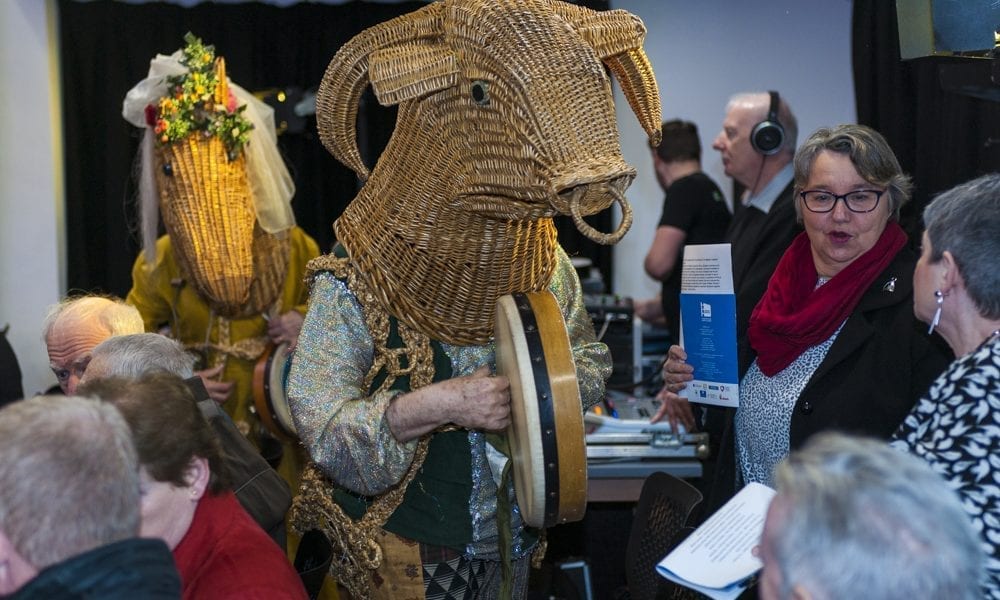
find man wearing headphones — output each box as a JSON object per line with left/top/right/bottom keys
{"left": 712, "top": 91, "right": 801, "bottom": 362}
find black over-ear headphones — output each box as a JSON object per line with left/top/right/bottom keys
{"left": 750, "top": 90, "right": 785, "bottom": 156}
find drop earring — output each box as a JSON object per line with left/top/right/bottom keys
{"left": 928, "top": 290, "right": 944, "bottom": 334}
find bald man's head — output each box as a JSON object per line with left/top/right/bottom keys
{"left": 42, "top": 296, "right": 143, "bottom": 394}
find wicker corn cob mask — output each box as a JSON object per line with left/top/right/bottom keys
{"left": 317, "top": 0, "right": 661, "bottom": 345}
{"left": 123, "top": 34, "right": 296, "bottom": 318}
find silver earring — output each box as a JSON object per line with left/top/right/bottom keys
{"left": 928, "top": 290, "right": 944, "bottom": 334}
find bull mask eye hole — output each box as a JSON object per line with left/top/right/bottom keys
{"left": 471, "top": 80, "right": 490, "bottom": 105}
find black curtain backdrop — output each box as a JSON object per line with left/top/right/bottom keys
{"left": 58, "top": 0, "right": 612, "bottom": 298}
{"left": 852, "top": 0, "right": 1000, "bottom": 242}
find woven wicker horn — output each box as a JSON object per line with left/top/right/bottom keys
{"left": 554, "top": 4, "right": 662, "bottom": 147}
{"left": 315, "top": 2, "right": 445, "bottom": 180}
{"left": 605, "top": 50, "right": 662, "bottom": 147}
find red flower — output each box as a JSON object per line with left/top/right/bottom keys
{"left": 144, "top": 104, "right": 158, "bottom": 127}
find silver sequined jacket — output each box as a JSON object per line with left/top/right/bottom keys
{"left": 287, "top": 246, "right": 611, "bottom": 558}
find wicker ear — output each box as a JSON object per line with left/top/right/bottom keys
{"left": 555, "top": 4, "right": 662, "bottom": 147}
{"left": 315, "top": 2, "right": 445, "bottom": 180}
{"left": 369, "top": 42, "right": 459, "bottom": 106}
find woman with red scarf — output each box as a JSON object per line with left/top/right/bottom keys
{"left": 654, "top": 124, "right": 950, "bottom": 509}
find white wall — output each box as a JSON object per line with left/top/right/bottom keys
{"left": 612, "top": 0, "right": 856, "bottom": 300}
{"left": 0, "top": 0, "right": 854, "bottom": 395}
{"left": 0, "top": 0, "right": 63, "bottom": 396}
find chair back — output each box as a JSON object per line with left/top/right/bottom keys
{"left": 626, "top": 471, "right": 704, "bottom": 600}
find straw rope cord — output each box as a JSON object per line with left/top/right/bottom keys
{"left": 187, "top": 335, "right": 270, "bottom": 363}
{"left": 291, "top": 254, "right": 441, "bottom": 600}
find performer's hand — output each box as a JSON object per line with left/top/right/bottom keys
{"left": 444, "top": 366, "right": 511, "bottom": 432}
{"left": 196, "top": 365, "right": 233, "bottom": 406}
{"left": 267, "top": 310, "right": 304, "bottom": 348}
{"left": 386, "top": 366, "right": 511, "bottom": 442}
{"left": 650, "top": 345, "right": 695, "bottom": 433}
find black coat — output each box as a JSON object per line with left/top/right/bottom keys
{"left": 701, "top": 244, "right": 952, "bottom": 515}
{"left": 726, "top": 182, "right": 802, "bottom": 370}
{"left": 0, "top": 328, "right": 23, "bottom": 408}
{"left": 7, "top": 537, "right": 180, "bottom": 599}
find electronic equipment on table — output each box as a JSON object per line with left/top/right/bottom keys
{"left": 583, "top": 293, "right": 640, "bottom": 388}
{"left": 585, "top": 391, "right": 709, "bottom": 461}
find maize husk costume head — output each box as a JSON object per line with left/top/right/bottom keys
{"left": 123, "top": 34, "right": 296, "bottom": 318}
{"left": 317, "top": 0, "right": 661, "bottom": 346}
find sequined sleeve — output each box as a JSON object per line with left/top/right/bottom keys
{"left": 549, "top": 247, "right": 612, "bottom": 409}
{"left": 287, "top": 272, "right": 417, "bottom": 495}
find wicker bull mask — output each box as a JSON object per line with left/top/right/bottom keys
{"left": 123, "top": 34, "right": 297, "bottom": 318}
{"left": 317, "top": 0, "right": 661, "bottom": 345}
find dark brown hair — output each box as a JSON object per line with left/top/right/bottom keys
{"left": 652, "top": 119, "right": 701, "bottom": 163}
{"left": 80, "top": 372, "right": 230, "bottom": 494}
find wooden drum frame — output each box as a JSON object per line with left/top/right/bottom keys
{"left": 495, "top": 291, "right": 587, "bottom": 529}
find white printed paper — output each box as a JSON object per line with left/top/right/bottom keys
{"left": 656, "top": 482, "right": 776, "bottom": 600}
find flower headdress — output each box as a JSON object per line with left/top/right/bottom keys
{"left": 145, "top": 33, "right": 253, "bottom": 161}
{"left": 123, "top": 33, "right": 296, "bottom": 261}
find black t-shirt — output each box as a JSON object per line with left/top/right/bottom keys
{"left": 656, "top": 172, "right": 731, "bottom": 340}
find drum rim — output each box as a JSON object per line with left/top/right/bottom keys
{"left": 497, "top": 291, "right": 587, "bottom": 528}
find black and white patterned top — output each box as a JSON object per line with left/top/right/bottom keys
{"left": 891, "top": 333, "right": 1000, "bottom": 599}
{"left": 736, "top": 323, "right": 843, "bottom": 487}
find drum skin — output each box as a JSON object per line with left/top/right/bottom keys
{"left": 495, "top": 291, "right": 587, "bottom": 528}
{"left": 252, "top": 341, "right": 297, "bottom": 442}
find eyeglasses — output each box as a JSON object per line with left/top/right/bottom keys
{"left": 799, "top": 189, "right": 884, "bottom": 213}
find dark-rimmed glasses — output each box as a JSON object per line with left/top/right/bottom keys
{"left": 799, "top": 189, "right": 884, "bottom": 213}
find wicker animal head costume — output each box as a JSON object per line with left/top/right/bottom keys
{"left": 123, "top": 34, "right": 296, "bottom": 318}
{"left": 317, "top": 0, "right": 661, "bottom": 345}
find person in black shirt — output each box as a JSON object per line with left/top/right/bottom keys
{"left": 635, "top": 120, "right": 731, "bottom": 344}
{"left": 0, "top": 326, "right": 24, "bottom": 407}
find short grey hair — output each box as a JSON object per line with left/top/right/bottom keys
{"left": 923, "top": 173, "right": 1000, "bottom": 319}
{"left": 84, "top": 333, "right": 196, "bottom": 382}
{"left": 771, "top": 432, "right": 983, "bottom": 600}
{"left": 727, "top": 91, "right": 798, "bottom": 155}
{"left": 41, "top": 295, "right": 144, "bottom": 344}
{"left": 0, "top": 395, "right": 140, "bottom": 569}
{"left": 793, "top": 124, "right": 912, "bottom": 221}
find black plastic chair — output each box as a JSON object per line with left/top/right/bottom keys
{"left": 625, "top": 471, "right": 704, "bottom": 600}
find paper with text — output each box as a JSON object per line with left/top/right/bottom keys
{"left": 678, "top": 243, "right": 739, "bottom": 408}
{"left": 656, "top": 482, "right": 776, "bottom": 600}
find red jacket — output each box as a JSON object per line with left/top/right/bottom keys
{"left": 173, "top": 491, "right": 306, "bottom": 599}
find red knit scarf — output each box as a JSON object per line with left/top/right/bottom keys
{"left": 748, "top": 221, "right": 907, "bottom": 376}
